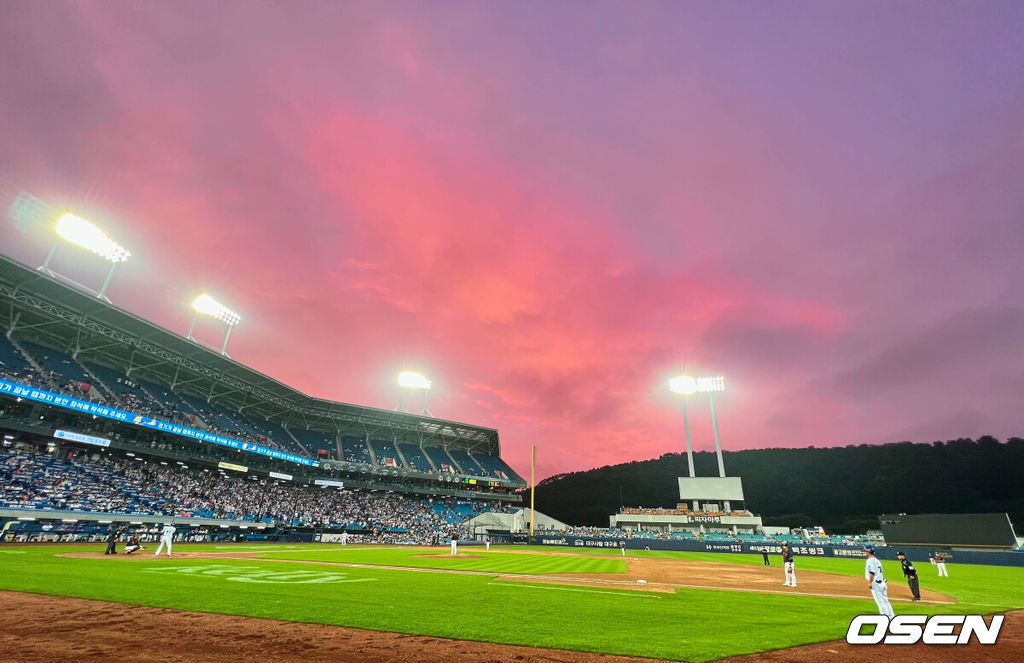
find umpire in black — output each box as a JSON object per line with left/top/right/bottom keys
{"left": 104, "top": 525, "right": 119, "bottom": 555}
{"left": 897, "top": 551, "right": 921, "bottom": 602}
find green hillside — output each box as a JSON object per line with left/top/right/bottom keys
{"left": 530, "top": 436, "right": 1024, "bottom": 531}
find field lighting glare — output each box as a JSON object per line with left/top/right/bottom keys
{"left": 397, "top": 371, "right": 434, "bottom": 417}
{"left": 55, "top": 214, "right": 131, "bottom": 263}
{"left": 187, "top": 293, "right": 242, "bottom": 355}
{"left": 669, "top": 376, "right": 697, "bottom": 395}
{"left": 38, "top": 213, "right": 130, "bottom": 302}
{"left": 670, "top": 375, "right": 725, "bottom": 394}
{"left": 192, "top": 293, "right": 242, "bottom": 326}
{"left": 398, "top": 371, "right": 432, "bottom": 390}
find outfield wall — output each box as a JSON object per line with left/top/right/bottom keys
{"left": 527, "top": 535, "right": 1024, "bottom": 567}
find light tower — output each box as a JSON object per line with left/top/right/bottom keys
{"left": 38, "top": 213, "right": 131, "bottom": 302}
{"left": 669, "top": 375, "right": 726, "bottom": 477}
{"left": 396, "top": 371, "right": 433, "bottom": 417}
{"left": 187, "top": 293, "right": 242, "bottom": 356}
{"left": 670, "top": 374, "right": 740, "bottom": 512}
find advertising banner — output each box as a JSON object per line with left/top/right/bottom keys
{"left": 54, "top": 429, "right": 110, "bottom": 447}
{"left": 0, "top": 378, "right": 317, "bottom": 467}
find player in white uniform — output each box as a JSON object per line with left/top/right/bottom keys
{"left": 484, "top": 535, "right": 490, "bottom": 551}
{"left": 863, "top": 545, "right": 894, "bottom": 618}
{"left": 154, "top": 522, "right": 176, "bottom": 557}
{"left": 935, "top": 553, "right": 949, "bottom": 577}
{"left": 450, "top": 531, "right": 459, "bottom": 555}
{"left": 782, "top": 544, "right": 797, "bottom": 587}
{"left": 340, "top": 531, "right": 348, "bottom": 546}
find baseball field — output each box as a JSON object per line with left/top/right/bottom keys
{"left": 0, "top": 543, "right": 1021, "bottom": 662}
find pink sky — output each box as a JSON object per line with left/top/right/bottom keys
{"left": 2, "top": 2, "right": 1023, "bottom": 480}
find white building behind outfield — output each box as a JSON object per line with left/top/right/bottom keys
{"left": 609, "top": 505, "right": 764, "bottom": 536}
{"left": 464, "top": 508, "right": 568, "bottom": 537}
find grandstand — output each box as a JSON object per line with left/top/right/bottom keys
{"left": 0, "top": 255, "right": 525, "bottom": 540}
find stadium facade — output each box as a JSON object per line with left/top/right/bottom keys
{"left": 0, "top": 255, "right": 524, "bottom": 541}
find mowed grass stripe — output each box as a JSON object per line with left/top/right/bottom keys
{"left": 260, "top": 548, "right": 626, "bottom": 575}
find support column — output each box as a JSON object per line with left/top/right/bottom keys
{"left": 683, "top": 397, "right": 695, "bottom": 478}
{"left": 709, "top": 393, "right": 726, "bottom": 478}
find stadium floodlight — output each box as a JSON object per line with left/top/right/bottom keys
{"left": 55, "top": 214, "right": 131, "bottom": 263}
{"left": 669, "top": 376, "right": 698, "bottom": 395}
{"left": 38, "top": 213, "right": 130, "bottom": 302}
{"left": 669, "top": 375, "right": 728, "bottom": 479}
{"left": 670, "top": 375, "right": 724, "bottom": 394}
{"left": 398, "top": 371, "right": 432, "bottom": 390}
{"left": 396, "top": 371, "right": 434, "bottom": 417}
{"left": 187, "top": 293, "right": 242, "bottom": 356}
{"left": 191, "top": 293, "right": 242, "bottom": 326}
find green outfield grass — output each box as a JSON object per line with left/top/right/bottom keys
{"left": 257, "top": 546, "right": 627, "bottom": 574}
{"left": 0, "top": 543, "right": 1021, "bottom": 662}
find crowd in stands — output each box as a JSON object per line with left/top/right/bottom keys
{"left": 0, "top": 337, "right": 520, "bottom": 482}
{"left": 0, "top": 445, "right": 510, "bottom": 544}
{"left": 555, "top": 521, "right": 872, "bottom": 547}
{"left": 619, "top": 505, "right": 755, "bottom": 518}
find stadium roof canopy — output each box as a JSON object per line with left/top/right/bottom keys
{"left": 0, "top": 255, "right": 500, "bottom": 455}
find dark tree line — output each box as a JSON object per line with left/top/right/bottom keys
{"left": 528, "top": 436, "right": 1024, "bottom": 533}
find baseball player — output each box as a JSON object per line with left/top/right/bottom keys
{"left": 450, "top": 530, "right": 459, "bottom": 556}
{"left": 341, "top": 530, "right": 348, "bottom": 546}
{"left": 124, "top": 534, "right": 144, "bottom": 555}
{"left": 782, "top": 543, "right": 796, "bottom": 587}
{"left": 864, "top": 545, "right": 894, "bottom": 618}
{"left": 620, "top": 542, "right": 626, "bottom": 557}
{"left": 896, "top": 551, "right": 921, "bottom": 601}
{"left": 154, "top": 522, "right": 176, "bottom": 557}
{"left": 484, "top": 535, "right": 491, "bottom": 552}
{"left": 936, "top": 553, "right": 949, "bottom": 577}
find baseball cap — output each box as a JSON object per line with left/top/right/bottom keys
{"left": 863, "top": 545, "right": 875, "bottom": 554}
{"left": 896, "top": 551, "right": 905, "bottom": 556}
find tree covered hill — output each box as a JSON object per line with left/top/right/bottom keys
{"left": 530, "top": 436, "right": 1024, "bottom": 534}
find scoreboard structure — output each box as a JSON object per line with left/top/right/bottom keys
{"left": 879, "top": 513, "right": 1018, "bottom": 548}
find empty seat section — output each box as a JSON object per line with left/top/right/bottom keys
{"left": 174, "top": 392, "right": 236, "bottom": 428}
{"left": 142, "top": 382, "right": 202, "bottom": 417}
{"left": 340, "top": 435, "right": 372, "bottom": 464}
{"left": 289, "top": 428, "right": 335, "bottom": 457}
{"left": 397, "top": 444, "right": 432, "bottom": 471}
{"left": 0, "top": 336, "right": 31, "bottom": 373}
{"left": 446, "top": 449, "right": 484, "bottom": 476}
{"left": 19, "top": 341, "right": 92, "bottom": 384}
{"left": 469, "top": 453, "right": 514, "bottom": 479}
{"left": 253, "top": 419, "right": 304, "bottom": 455}
{"left": 369, "top": 439, "right": 402, "bottom": 467}
{"left": 81, "top": 363, "right": 141, "bottom": 399}
{"left": 423, "top": 446, "right": 456, "bottom": 473}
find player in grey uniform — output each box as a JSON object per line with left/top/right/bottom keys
{"left": 863, "top": 545, "right": 894, "bottom": 618}
{"left": 154, "top": 522, "right": 176, "bottom": 557}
